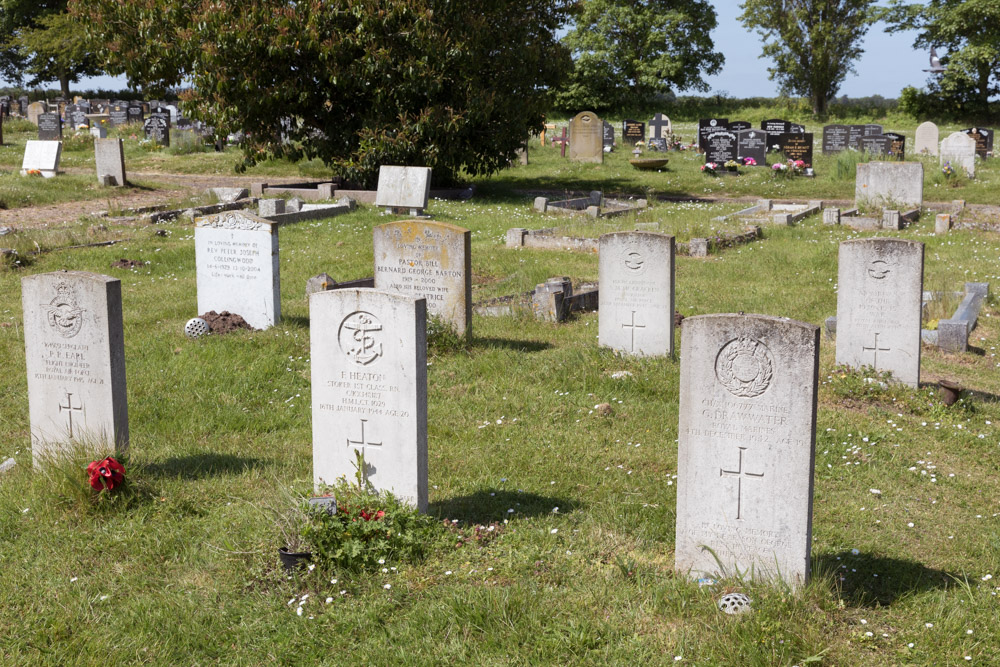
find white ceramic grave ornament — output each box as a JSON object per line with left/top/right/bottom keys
{"left": 185, "top": 317, "right": 210, "bottom": 338}
{"left": 718, "top": 593, "right": 752, "bottom": 615}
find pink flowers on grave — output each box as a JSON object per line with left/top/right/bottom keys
{"left": 87, "top": 456, "right": 126, "bottom": 491}
{"left": 772, "top": 162, "right": 787, "bottom": 171}
{"left": 701, "top": 162, "right": 718, "bottom": 174}
{"left": 743, "top": 157, "right": 757, "bottom": 166}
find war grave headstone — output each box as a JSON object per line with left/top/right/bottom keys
{"left": 603, "top": 121, "right": 615, "bottom": 150}
{"left": 675, "top": 313, "right": 819, "bottom": 586}
{"left": 729, "top": 121, "right": 751, "bottom": 132}
{"left": 26, "top": 101, "right": 45, "bottom": 125}
{"left": 822, "top": 124, "right": 849, "bottom": 154}
{"left": 66, "top": 104, "right": 89, "bottom": 129}
{"left": 858, "top": 134, "right": 891, "bottom": 157}
{"left": 737, "top": 129, "right": 767, "bottom": 165}
{"left": 623, "top": 119, "right": 645, "bottom": 146}
{"left": 836, "top": 239, "right": 923, "bottom": 387}
{"left": 883, "top": 132, "right": 906, "bottom": 159}
{"left": 37, "top": 112, "right": 62, "bottom": 140}
{"left": 374, "top": 165, "right": 432, "bottom": 216}
{"left": 777, "top": 133, "right": 813, "bottom": 165}
{"left": 940, "top": 132, "right": 976, "bottom": 177}
{"left": 598, "top": 232, "right": 675, "bottom": 357}
{"left": 855, "top": 162, "right": 923, "bottom": 209}
{"left": 195, "top": 211, "right": 280, "bottom": 330}
{"left": 95, "top": 138, "right": 127, "bottom": 186}
{"left": 914, "top": 121, "right": 939, "bottom": 156}
{"left": 373, "top": 220, "right": 471, "bottom": 336}
{"left": 127, "top": 105, "right": 144, "bottom": 125}
{"left": 568, "top": 111, "right": 603, "bottom": 163}
{"left": 310, "top": 288, "right": 428, "bottom": 511}
{"left": 649, "top": 113, "right": 672, "bottom": 140}
{"left": 705, "top": 128, "right": 738, "bottom": 164}
{"left": 21, "top": 140, "right": 62, "bottom": 178}
{"left": 962, "top": 127, "right": 993, "bottom": 158}
{"left": 22, "top": 271, "right": 129, "bottom": 464}
{"left": 698, "top": 118, "right": 728, "bottom": 152}
{"left": 109, "top": 103, "right": 129, "bottom": 127}
{"left": 144, "top": 116, "right": 170, "bottom": 147}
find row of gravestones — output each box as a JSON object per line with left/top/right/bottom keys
{"left": 697, "top": 118, "right": 813, "bottom": 166}
{"left": 21, "top": 227, "right": 924, "bottom": 586}
{"left": 821, "top": 124, "right": 907, "bottom": 159}
{"left": 31, "top": 105, "right": 178, "bottom": 147}
{"left": 21, "top": 137, "right": 128, "bottom": 186}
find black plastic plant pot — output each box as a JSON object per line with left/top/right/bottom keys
{"left": 278, "top": 547, "right": 312, "bottom": 572}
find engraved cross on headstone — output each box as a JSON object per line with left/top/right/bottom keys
{"left": 58, "top": 392, "right": 83, "bottom": 438}
{"left": 720, "top": 446, "right": 764, "bottom": 520}
{"left": 347, "top": 418, "right": 382, "bottom": 456}
{"left": 649, "top": 113, "right": 670, "bottom": 139}
{"left": 622, "top": 310, "right": 645, "bottom": 352}
{"left": 862, "top": 332, "right": 890, "bottom": 367}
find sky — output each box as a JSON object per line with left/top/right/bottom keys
{"left": 20, "top": 2, "right": 932, "bottom": 100}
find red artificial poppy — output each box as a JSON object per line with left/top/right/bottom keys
{"left": 86, "top": 456, "right": 126, "bottom": 491}
{"left": 359, "top": 509, "right": 385, "bottom": 522}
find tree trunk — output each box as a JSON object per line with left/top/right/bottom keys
{"left": 59, "top": 73, "right": 70, "bottom": 99}
{"left": 811, "top": 91, "right": 827, "bottom": 118}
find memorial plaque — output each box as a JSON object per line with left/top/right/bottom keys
{"left": 21, "top": 140, "right": 62, "bottom": 178}
{"left": 822, "top": 124, "right": 849, "bottom": 154}
{"left": 737, "top": 129, "right": 767, "bottom": 165}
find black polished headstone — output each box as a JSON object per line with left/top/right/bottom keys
{"left": 858, "top": 134, "right": 891, "bottom": 156}
{"left": 863, "top": 124, "right": 883, "bottom": 136}
{"left": 883, "top": 132, "right": 906, "bottom": 160}
{"left": 737, "top": 129, "right": 767, "bottom": 165}
{"left": 761, "top": 119, "right": 791, "bottom": 135}
{"left": 37, "top": 112, "right": 62, "bottom": 140}
{"left": 622, "top": 119, "right": 645, "bottom": 145}
{"left": 109, "top": 103, "right": 129, "bottom": 127}
{"left": 127, "top": 105, "right": 144, "bottom": 124}
{"left": 704, "top": 129, "right": 738, "bottom": 163}
{"left": 603, "top": 121, "right": 615, "bottom": 148}
{"left": 729, "top": 121, "right": 751, "bottom": 132}
{"left": 777, "top": 132, "right": 813, "bottom": 165}
{"left": 144, "top": 116, "right": 170, "bottom": 146}
{"left": 822, "top": 124, "right": 849, "bottom": 154}
{"left": 698, "top": 118, "right": 728, "bottom": 152}
{"left": 962, "top": 127, "right": 993, "bottom": 158}
{"left": 66, "top": 104, "right": 89, "bottom": 129}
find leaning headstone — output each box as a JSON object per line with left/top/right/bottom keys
{"left": 598, "top": 232, "right": 675, "bottom": 357}
{"left": 195, "top": 211, "right": 280, "bottom": 330}
{"left": 568, "top": 111, "right": 603, "bottom": 163}
{"left": 94, "top": 138, "right": 126, "bottom": 186}
{"left": 940, "top": 132, "right": 976, "bottom": 177}
{"left": 855, "top": 162, "right": 923, "bottom": 209}
{"left": 835, "top": 239, "right": 923, "bottom": 387}
{"left": 22, "top": 271, "right": 129, "bottom": 464}
{"left": 914, "top": 122, "right": 939, "bottom": 156}
{"left": 822, "top": 124, "right": 849, "bottom": 154}
{"left": 310, "top": 288, "right": 428, "bottom": 511}
{"left": 374, "top": 165, "right": 432, "bottom": 216}
{"left": 675, "top": 313, "right": 819, "bottom": 586}
{"left": 143, "top": 116, "right": 170, "bottom": 147}
{"left": 373, "top": 220, "right": 471, "bottom": 336}
{"left": 37, "top": 112, "right": 62, "bottom": 140}
{"left": 737, "top": 129, "right": 767, "bottom": 165}
{"left": 21, "top": 140, "right": 62, "bottom": 178}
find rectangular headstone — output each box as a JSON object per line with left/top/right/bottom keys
{"left": 914, "top": 121, "right": 939, "bottom": 156}
{"left": 962, "top": 127, "right": 993, "bottom": 158}
{"left": 940, "top": 132, "right": 976, "bottom": 177}
{"left": 777, "top": 132, "right": 813, "bottom": 165}
{"left": 598, "top": 232, "right": 675, "bottom": 357}
{"left": 704, "top": 128, "right": 737, "bottom": 163}
{"left": 374, "top": 165, "right": 432, "bottom": 213}
{"left": 761, "top": 119, "right": 791, "bottom": 136}
{"left": 728, "top": 121, "right": 751, "bottom": 132}
{"left": 127, "top": 105, "right": 144, "bottom": 125}
{"left": 847, "top": 124, "right": 865, "bottom": 149}
{"left": 373, "top": 220, "right": 471, "bottom": 336}
{"left": 37, "top": 112, "right": 62, "bottom": 140}
{"left": 568, "top": 111, "right": 603, "bottom": 163}
{"left": 66, "top": 104, "right": 89, "bottom": 129}
{"left": 622, "top": 119, "right": 645, "bottom": 146}
{"left": 737, "top": 129, "right": 767, "bottom": 165}
{"left": 675, "top": 313, "right": 819, "bottom": 586}
{"left": 822, "top": 124, "right": 849, "bottom": 154}
{"left": 21, "top": 140, "right": 62, "bottom": 178}
{"left": 603, "top": 121, "right": 615, "bottom": 148}
{"left": 310, "top": 289, "right": 428, "bottom": 511}
{"left": 863, "top": 124, "right": 883, "bottom": 137}
{"left": 858, "top": 134, "right": 891, "bottom": 156}
{"left": 855, "top": 162, "right": 923, "bottom": 209}
{"left": 94, "top": 138, "right": 127, "bottom": 186}
{"left": 835, "top": 239, "right": 923, "bottom": 387}
{"left": 108, "top": 103, "right": 129, "bottom": 127}
{"left": 22, "top": 271, "right": 129, "bottom": 464}
{"left": 883, "top": 132, "right": 906, "bottom": 160}
{"left": 698, "top": 118, "right": 728, "bottom": 152}
{"left": 144, "top": 116, "right": 170, "bottom": 147}
{"left": 195, "top": 211, "right": 280, "bottom": 329}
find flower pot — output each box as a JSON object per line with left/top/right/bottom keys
{"left": 938, "top": 379, "right": 962, "bottom": 406}
{"left": 278, "top": 547, "right": 312, "bottom": 572}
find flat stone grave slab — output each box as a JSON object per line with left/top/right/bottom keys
{"left": 21, "top": 140, "right": 62, "bottom": 178}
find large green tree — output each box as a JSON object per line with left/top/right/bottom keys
{"left": 739, "top": 0, "right": 877, "bottom": 116}
{"left": 557, "top": 0, "right": 724, "bottom": 112}
{"left": 884, "top": 0, "right": 1000, "bottom": 119}
{"left": 72, "top": 0, "right": 571, "bottom": 187}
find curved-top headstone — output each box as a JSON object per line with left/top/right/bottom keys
{"left": 675, "top": 313, "right": 819, "bottom": 587}
{"left": 914, "top": 121, "right": 939, "bottom": 156}
{"left": 940, "top": 132, "right": 976, "bottom": 177}
{"left": 568, "top": 111, "right": 603, "bottom": 163}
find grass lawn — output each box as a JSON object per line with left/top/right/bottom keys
{"left": 0, "top": 112, "right": 1000, "bottom": 664}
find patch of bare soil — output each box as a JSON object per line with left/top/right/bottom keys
{"left": 200, "top": 310, "right": 254, "bottom": 334}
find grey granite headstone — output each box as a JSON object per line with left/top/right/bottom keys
{"left": 373, "top": 220, "right": 471, "bottom": 336}
{"left": 94, "top": 138, "right": 126, "bottom": 186}
{"left": 598, "top": 232, "right": 675, "bottom": 357}
{"left": 855, "top": 162, "right": 923, "bottom": 209}
{"left": 195, "top": 211, "right": 280, "bottom": 330}
{"left": 675, "top": 313, "right": 819, "bottom": 587}
{"left": 940, "top": 132, "right": 976, "bottom": 177}
{"left": 835, "top": 239, "right": 923, "bottom": 387}
{"left": 310, "top": 288, "right": 428, "bottom": 511}
{"left": 568, "top": 111, "right": 603, "bottom": 163}
{"left": 914, "top": 122, "right": 938, "bottom": 156}
{"left": 22, "top": 271, "right": 129, "bottom": 464}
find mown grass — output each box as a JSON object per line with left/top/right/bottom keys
{"left": 0, "top": 185, "right": 999, "bottom": 664}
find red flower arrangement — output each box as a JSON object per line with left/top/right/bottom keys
{"left": 87, "top": 456, "right": 126, "bottom": 491}
{"left": 358, "top": 509, "right": 385, "bottom": 522}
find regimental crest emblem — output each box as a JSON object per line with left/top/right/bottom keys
{"left": 715, "top": 336, "right": 774, "bottom": 398}
{"left": 42, "top": 282, "right": 85, "bottom": 338}
{"left": 338, "top": 311, "right": 384, "bottom": 365}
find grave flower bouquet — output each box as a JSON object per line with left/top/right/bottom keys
{"left": 724, "top": 160, "right": 740, "bottom": 172}
{"left": 701, "top": 162, "right": 718, "bottom": 175}
{"left": 942, "top": 161, "right": 955, "bottom": 179}
{"left": 743, "top": 157, "right": 757, "bottom": 166}
{"left": 87, "top": 456, "right": 126, "bottom": 492}
{"left": 25, "top": 169, "right": 42, "bottom": 176}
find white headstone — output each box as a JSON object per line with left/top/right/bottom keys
{"left": 598, "top": 232, "right": 675, "bottom": 356}
{"left": 940, "top": 132, "right": 976, "bottom": 177}
{"left": 195, "top": 211, "right": 280, "bottom": 329}
{"left": 675, "top": 313, "right": 819, "bottom": 587}
{"left": 835, "top": 239, "right": 923, "bottom": 387}
{"left": 310, "top": 289, "right": 428, "bottom": 511}
{"left": 94, "top": 138, "right": 126, "bottom": 186}
{"left": 21, "top": 271, "right": 129, "bottom": 464}
{"left": 21, "top": 140, "right": 62, "bottom": 178}
{"left": 374, "top": 166, "right": 432, "bottom": 214}
{"left": 855, "top": 162, "right": 923, "bottom": 209}
{"left": 373, "top": 220, "right": 471, "bottom": 336}
{"left": 914, "top": 121, "right": 939, "bottom": 156}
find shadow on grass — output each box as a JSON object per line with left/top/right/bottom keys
{"left": 144, "top": 452, "right": 265, "bottom": 479}
{"left": 429, "top": 489, "right": 581, "bottom": 524}
{"left": 471, "top": 337, "right": 553, "bottom": 353}
{"left": 816, "top": 550, "right": 956, "bottom": 607}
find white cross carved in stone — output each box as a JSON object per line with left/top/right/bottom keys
{"left": 863, "top": 332, "right": 890, "bottom": 367}
{"left": 58, "top": 392, "right": 83, "bottom": 438}
{"left": 347, "top": 418, "right": 382, "bottom": 457}
{"left": 720, "top": 446, "right": 764, "bottom": 520}
{"left": 622, "top": 310, "right": 645, "bottom": 352}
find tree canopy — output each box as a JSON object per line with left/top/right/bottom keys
{"left": 556, "top": 0, "right": 724, "bottom": 112}
{"left": 739, "top": 0, "right": 877, "bottom": 116}
{"left": 72, "top": 0, "right": 571, "bottom": 187}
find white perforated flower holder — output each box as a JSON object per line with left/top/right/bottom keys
{"left": 185, "top": 317, "right": 210, "bottom": 338}
{"left": 718, "top": 593, "right": 752, "bottom": 614}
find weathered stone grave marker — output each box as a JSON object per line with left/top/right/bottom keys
{"left": 914, "top": 121, "right": 939, "bottom": 156}
{"left": 310, "top": 289, "right": 428, "bottom": 511}
{"left": 940, "top": 132, "right": 976, "bottom": 177}
{"left": 374, "top": 165, "right": 432, "bottom": 216}
{"left": 568, "top": 111, "right": 603, "bottom": 163}
{"left": 675, "top": 313, "right": 819, "bottom": 586}
{"left": 94, "top": 138, "right": 126, "bottom": 186}
{"left": 855, "top": 162, "right": 923, "bottom": 209}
